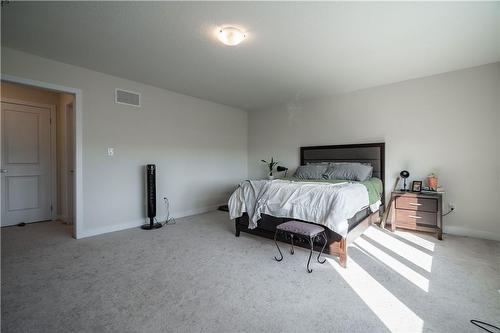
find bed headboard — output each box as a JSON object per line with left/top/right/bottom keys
{"left": 300, "top": 142, "right": 385, "bottom": 205}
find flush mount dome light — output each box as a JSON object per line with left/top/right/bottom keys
{"left": 217, "top": 26, "right": 246, "bottom": 46}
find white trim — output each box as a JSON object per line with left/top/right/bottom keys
{"left": 78, "top": 204, "right": 223, "bottom": 239}
{"left": 78, "top": 219, "right": 144, "bottom": 239}
{"left": 172, "top": 204, "right": 224, "bottom": 220}
{"left": 50, "top": 107, "right": 57, "bottom": 220}
{"left": 0, "top": 98, "right": 57, "bottom": 222}
{"left": 63, "top": 102, "right": 75, "bottom": 225}
{"left": 1, "top": 74, "right": 84, "bottom": 239}
{"left": 114, "top": 88, "right": 141, "bottom": 107}
{"left": 444, "top": 226, "right": 500, "bottom": 242}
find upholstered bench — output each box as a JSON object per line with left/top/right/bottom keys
{"left": 274, "top": 221, "right": 327, "bottom": 273}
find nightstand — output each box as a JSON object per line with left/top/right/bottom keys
{"left": 389, "top": 191, "right": 443, "bottom": 240}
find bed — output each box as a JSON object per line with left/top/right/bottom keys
{"left": 230, "top": 142, "right": 385, "bottom": 267}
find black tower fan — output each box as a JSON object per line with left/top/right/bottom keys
{"left": 142, "top": 164, "right": 162, "bottom": 230}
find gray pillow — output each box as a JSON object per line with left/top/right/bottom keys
{"left": 322, "top": 163, "right": 373, "bottom": 181}
{"left": 327, "top": 162, "right": 373, "bottom": 178}
{"left": 293, "top": 165, "right": 328, "bottom": 180}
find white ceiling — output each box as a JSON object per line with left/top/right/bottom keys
{"left": 2, "top": 2, "right": 499, "bottom": 110}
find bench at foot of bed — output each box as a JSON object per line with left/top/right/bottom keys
{"left": 234, "top": 211, "right": 380, "bottom": 268}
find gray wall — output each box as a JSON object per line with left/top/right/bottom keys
{"left": 2, "top": 48, "right": 248, "bottom": 237}
{"left": 248, "top": 63, "right": 500, "bottom": 241}
{"left": 3, "top": 46, "right": 499, "bottom": 241}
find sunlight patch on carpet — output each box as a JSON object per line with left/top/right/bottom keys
{"left": 364, "top": 227, "right": 433, "bottom": 272}
{"left": 328, "top": 257, "right": 424, "bottom": 333}
{"left": 354, "top": 237, "right": 429, "bottom": 292}
{"left": 394, "top": 230, "right": 435, "bottom": 252}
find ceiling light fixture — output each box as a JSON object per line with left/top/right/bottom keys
{"left": 217, "top": 26, "right": 246, "bottom": 46}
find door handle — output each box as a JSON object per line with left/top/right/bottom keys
{"left": 408, "top": 215, "right": 422, "bottom": 219}
{"left": 408, "top": 202, "right": 422, "bottom": 206}
{"left": 0, "top": 169, "right": 7, "bottom": 173}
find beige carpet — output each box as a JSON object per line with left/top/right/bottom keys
{"left": 1, "top": 211, "right": 499, "bottom": 333}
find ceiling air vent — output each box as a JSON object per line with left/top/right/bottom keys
{"left": 115, "top": 89, "right": 141, "bottom": 107}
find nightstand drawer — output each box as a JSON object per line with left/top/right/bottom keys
{"left": 395, "top": 209, "right": 437, "bottom": 227}
{"left": 395, "top": 196, "right": 437, "bottom": 212}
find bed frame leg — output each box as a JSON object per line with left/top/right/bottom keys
{"left": 234, "top": 220, "right": 240, "bottom": 237}
{"left": 339, "top": 238, "right": 347, "bottom": 268}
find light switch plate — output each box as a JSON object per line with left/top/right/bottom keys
{"left": 107, "top": 147, "right": 114, "bottom": 156}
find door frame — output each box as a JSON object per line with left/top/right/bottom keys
{"left": 1, "top": 74, "right": 83, "bottom": 239}
{"left": 1, "top": 98, "right": 57, "bottom": 223}
{"left": 64, "top": 102, "right": 74, "bottom": 224}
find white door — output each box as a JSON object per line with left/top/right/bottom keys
{"left": 65, "top": 103, "right": 74, "bottom": 224}
{"left": 1, "top": 102, "right": 52, "bottom": 226}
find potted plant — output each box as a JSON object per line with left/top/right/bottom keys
{"left": 261, "top": 157, "right": 279, "bottom": 180}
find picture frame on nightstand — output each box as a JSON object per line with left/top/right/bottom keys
{"left": 411, "top": 181, "right": 422, "bottom": 192}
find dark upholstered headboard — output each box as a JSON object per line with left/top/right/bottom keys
{"left": 300, "top": 142, "right": 385, "bottom": 205}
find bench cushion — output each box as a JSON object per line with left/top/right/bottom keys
{"left": 277, "top": 221, "right": 324, "bottom": 237}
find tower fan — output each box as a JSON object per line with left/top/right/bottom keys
{"left": 142, "top": 164, "right": 162, "bottom": 230}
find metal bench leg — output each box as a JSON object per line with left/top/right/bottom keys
{"left": 317, "top": 232, "right": 327, "bottom": 264}
{"left": 274, "top": 230, "right": 283, "bottom": 262}
{"left": 307, "top": 237, "right": 313, "bottom": 273}
{"left": 290, "top": 234, "right": 295, "bottom": 255}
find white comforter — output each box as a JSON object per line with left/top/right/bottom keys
{"left": 228, "top": 179, "right": 372, "bottom": 237}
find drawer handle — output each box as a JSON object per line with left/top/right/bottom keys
{"left": 408, "top": 203, "right": 422, "bottom": 206}
{"left": 408, "top": 215, "right": 422, "bottom": 219}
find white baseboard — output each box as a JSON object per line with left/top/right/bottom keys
{"left": 444, "top": 226, "right": 500, "bottom": 242}
{"left": 77, "top": 204, "right": 224, "bottom": 239}
{"left": 172, "top": 204, "right": 223, "bottom": 220}
{"left": 77, "top": 219, "right": 144, "bottom": 239}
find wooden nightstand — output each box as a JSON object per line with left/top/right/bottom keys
{"left": 389, "top": 191, "right": 443, "bottom": 240}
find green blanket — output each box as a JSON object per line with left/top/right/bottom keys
{"left": 285, "top": 177, "right": 383, "bottom": 205}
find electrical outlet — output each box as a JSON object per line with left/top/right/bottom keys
{"left": 449, "top": 202, "right": 456, "bottom": 210}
